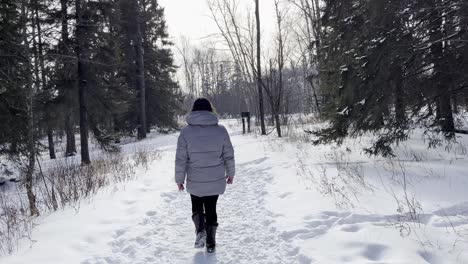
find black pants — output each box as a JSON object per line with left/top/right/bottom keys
{"left": 191, "top": 194, "right": 219, "bottom": 226}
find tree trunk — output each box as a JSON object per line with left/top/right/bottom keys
{"left": 131, "top": 0, "right": 147, "bottom": 140}
{"left": 274, "top": 110, "right": 282, "bottom": 137}
{"left": 461, "top": 1, "right": 468, "bottom": 73}
{"left": 33, "top": 0, "right": 56, "bottom": 159}
{"left": 34, "top": 0, "right": 46, "bottom": 87}
{"left": 65, "top": 117, "right": 76, "bottom": 156}
{"left": 429, "top": 1, "right": 455, "bottom": 135}
{"left": 392, "top": 67, "right": 405, "bottom": 125}
{"left": 61, "top": 0, "right": 77, "bottom": 157}
{"left": 438, "top": 93, "right": 455, "bottom": 134}
{"left": 26, "top": 128, "right": 39, "bottom": 216}
{"left": 47, "top": 129, "right": 56, "bottom": 159}
{"left": 307, "top": 78, "right": 321, "bottom": 114}
{"left": 76, "top": 0, "right": 91, "bottom": 164}
{"left": 274, "top": 0, "right": 284, "bottom": 137}
{"left": 452, "top": 96, "right": 459, "bottom": 114}
{"left": 255, "top": 0, "right": 266, "bottom": 135}
{"left": 47, "top": 128, "right": 56, "bottom": 159}
{"left": 22, "top": 0, "right": 39, "bottom": 216}
{"left": 394, "top": 82, "right": 405, "bottom": 125}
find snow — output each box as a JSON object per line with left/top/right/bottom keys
{"left": 371, "top": 37, "right": 386, "bottom": 44}
{"left": 343, "top": 16, "right": 353, "bottom": 24}
{"left": 1, "top": 119, "right": 468, "bottom": 263}
{"left": 0, "top": 162, "right": 18, "bottom": 184}
{"left": 400, "top": 8, "right": 411, "bottom": 14}
{"left": 356, "top": 99, "right": 366, "bottom": 106}
{"left": 338, "top": 106, "right": 350, "bottom": 116}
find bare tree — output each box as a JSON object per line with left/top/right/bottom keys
{"left": 261, "top": 0, "right": 287, "bottom": 137}
{"left": 177, "top": 36, "right": 198, "bottom": 98}
{"left": 255, "top": 0, "right": 267, "bottom": 135}
{"left": 287, "top": 0, "right": 322, "bottom": 113}
{"left": 206, "top": 0, "right": 319, "bottom": 127}
{"left": 207, "top": 0, "right": 266, "bottom": 131}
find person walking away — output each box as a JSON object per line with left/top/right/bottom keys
{"left": 175, "top": 98, "right": 235, "bottom": 253}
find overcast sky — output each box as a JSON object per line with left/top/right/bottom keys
{"left": 158, "top": 0, "right": 279, "bottom": 82}
{"left": 158, "top": 0, "right": 276, "bottom": 47}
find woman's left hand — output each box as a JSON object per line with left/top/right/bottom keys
{"left": 226, "top": 176, "right": 234, "bottom": 184}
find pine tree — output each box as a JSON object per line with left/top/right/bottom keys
{"left": 316, "top": 0, "right": 464, "bottom": 155}
{"left": 0, "top": 1, "right": 27, "bottom": 157}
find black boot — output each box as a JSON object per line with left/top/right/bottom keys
{"left": 192, "top": 212, "right": 206, "bottom": 248}
{"left": 206, "top": 223, "right": 218, "bottom": 253}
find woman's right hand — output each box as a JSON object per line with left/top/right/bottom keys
{"left": 177, "top": 183, "right": 185, "bottom": 191}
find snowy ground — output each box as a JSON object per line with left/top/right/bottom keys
{"left": 1, "top": 119, "right": 468, "bottom": 263}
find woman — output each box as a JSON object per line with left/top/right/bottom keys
{"left": 175, "top": 98, "right": 235, "bottom": 253}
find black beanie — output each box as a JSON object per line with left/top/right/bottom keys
{"left": 192, "top": 98, "right": 213, "bottom": 112}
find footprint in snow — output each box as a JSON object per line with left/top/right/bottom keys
{"left": 419, "top": 250, "right": 444, "bottom": 264}
{"left": 297, "top": 254, "right": 314, "bottom": 264}
{"left": 113, "top": 229, "right": 126, "bottom": 238}
{"left": 340, "top": 224, "right": 361, "bottom": 233}
{"left": 145, "top": 210, "right": 157, "bottom": 217}
{"left": 345, "top": 242, "right": 388, "bottom": 261}
{"left": 122, "top": 199, "right": 136, "bottom": 205}
{"left": 278, "top": 192, "right": 292, "bottom": 199}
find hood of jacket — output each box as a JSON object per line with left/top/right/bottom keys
{"left": 186, "top": 111, "right": 219, "bottom": 126}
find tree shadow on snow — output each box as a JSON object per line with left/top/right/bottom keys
{"left": 192, "top": 251, "right": 219, "bottom": 264}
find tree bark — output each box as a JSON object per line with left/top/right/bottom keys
{"left": 34, "top": 0, "right": 46, "bottom": 87}
{"left": 34, "top": 0, "right": 56, "bottom": 159}
{"left": 65, "top": 117, "right": 76, "bottom": 156}
{"left": 429, "top": 1, "right": 455, "bottom": 135}
{"left": 47, "top": 129, "right": 56, "bottom": 159}
{"left": 61, "top": 0, "right": 77, "bottom": 157}
{"left": 76, "top": 0, "right": 91, "bottom": 164}
{"left": 274, "top": 0, "right": 283, "bottom": 137}
{"left": 131, "top": 0, "right": 147, "bottom": 140}
{"left": 22, "top": 0, "right": 39, "bottom": 216}
{"left": 307, "top": 77, "right": 321, "bottom": 114}
{"left": 255, "top": 0, "right": 266, "bottom": 135}
{"left": 392, "top": 66, "right": 405, "bottom": 125}
{"left": 274, "top": 111, "right": 281, "bottom": 137}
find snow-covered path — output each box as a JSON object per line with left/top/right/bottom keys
{"left": 2, "top": 126, "right": 309, "bottom": 264}
{"left": 2, "top": 121, "right": 468, "bottom": 263}
{"left": 85, "top": 148, "right": 300, "bottom": 264}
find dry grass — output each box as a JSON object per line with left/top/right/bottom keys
{"left": 0, "top": 148, "right": 160, "bottom": 255}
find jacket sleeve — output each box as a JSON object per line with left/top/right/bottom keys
{"left": 175, "top": 130, "right": 188, "bottom": 184}
{"left": 222, "top": 128, "right": 235, "bottom": 177}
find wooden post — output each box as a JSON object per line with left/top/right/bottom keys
{"left": 241, "top": 112, "right": 251, "bottom": 134}
{"left": 242, "top": 118, "right": 246, "bottom": 134}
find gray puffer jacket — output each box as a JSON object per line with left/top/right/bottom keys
{"left": 175, "top": 111, "right": 235, "bottom": 197}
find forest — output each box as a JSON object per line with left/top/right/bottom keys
{"left": 180, "top": 0, "right": 468, "bottom": 153}
{"left": 1, "top": 0, "right": 468, "bottom": 262}
{"left": 1, "top": 0, "right": 181, "bottom": 216}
